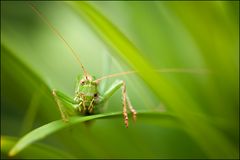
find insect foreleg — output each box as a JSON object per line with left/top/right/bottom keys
{"left": 88, "top": 99, "right": 95, "bottom": 113}
{"left": 52, "top": 89, "right": 78, "bottom": 122}
{"left": 98, "top": 80, "right": 136, "bottom": 128}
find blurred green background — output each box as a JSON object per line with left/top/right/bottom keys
{"left": 1, "top": 1, "right": 239, "bottom": 159}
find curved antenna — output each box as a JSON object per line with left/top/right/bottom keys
{"left": 94, "top": 71, "right": 136, "bottom": 82}
{"left": 94, "top": 68, "right": 210, "bottom": 82}
{"left": 28, "top": 2, "right": 88, "bottom": 76}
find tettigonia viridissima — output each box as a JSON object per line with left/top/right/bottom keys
{"left": 28, "top": 3, "right": 209, "bottom": 128}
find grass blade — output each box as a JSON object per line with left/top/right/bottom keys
{"left": 1, "top": 136, "right": 75, "bottom": 158}
{"left": 9, "top": 111, "right": 174, "bottom": 156}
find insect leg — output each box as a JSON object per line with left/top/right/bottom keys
{"left": 52, "top": 89, "right": 78, "bottom": 122}
{"left": 98, "top": 80, "right": 123, "bottom": 103}
{"left": 97, "top": 80, "right": 135, "bottom": 128}
{"left": 121, "top": 81, "right": 128, "bottom": 128}
{"left": 126, "top": 95, "right": 137, "bottom": 122}
{"left": 88, "top": 99, "right": 95, "bottom": 113}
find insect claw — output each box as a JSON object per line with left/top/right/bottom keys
{"left": 132, "top": 109, "right": 137, "bottom": 122}
{"left": 133, "top": 112, "right": 137, "bottom": 122}
{"left": 52, "top": 89, "right": 56, "bottom": 96}
{"left": 123, "top": 112, "right": 129, "bottom": 128}
{"left": 124, "top": 117, "right": 129, "bottom": 128}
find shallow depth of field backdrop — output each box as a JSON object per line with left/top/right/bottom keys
{"left": 1, "top": 1, "right": 239, "bottom": 159}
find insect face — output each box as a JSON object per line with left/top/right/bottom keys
{"left": 74, "top": 75, "right": 99, "bottom": 107}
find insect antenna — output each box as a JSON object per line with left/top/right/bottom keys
{"left": 94, "top": 71, "right": 137, "bottom": 82}
{"left": 94, "top": 68, "right": 209, "bottom": 82}
{"left": 28, "top": 2, "right": 88, "bottom": 77}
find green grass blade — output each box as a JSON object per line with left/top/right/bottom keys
{"left": 1, "top": 136, "right": 75, "bottom": 159}
{"left": 9, "top": 111, "right": 175, "bottom": 156}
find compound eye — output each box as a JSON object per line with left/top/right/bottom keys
{"left": 80, "top": 80, "right": 85, "bottom": 85}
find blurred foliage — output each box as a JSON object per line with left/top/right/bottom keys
{"left": 1, "top": 1, "right": 239, "bottom": 159}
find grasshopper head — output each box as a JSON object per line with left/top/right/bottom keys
{"left": 79, "top": 74, "right": 96, "bottom": 85}
{"left": 75, "top": 74, "right": 98, "bottom": 107}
